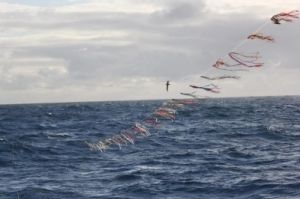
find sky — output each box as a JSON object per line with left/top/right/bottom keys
{"left": 0, "top": 0, "right": 299, "bottom": 104}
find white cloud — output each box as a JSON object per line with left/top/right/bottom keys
{"left": 205, "top": 0, "right": 300, "bottom": 16}
{"left": 56, "top": 0, "right": 161, "bottom": 14}
{"left": 0, "top": 0, "right": 299, "bottom": 104}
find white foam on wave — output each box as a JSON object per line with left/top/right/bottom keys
{"left": 135, "top": 165, "right": 162, "bottom": 171}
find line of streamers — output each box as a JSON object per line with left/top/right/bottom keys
{"left": 86, "top": 99, "right": 199, "bottom": 152}
{"left": 86, "top": 10, "right": 299, "bottom": 152}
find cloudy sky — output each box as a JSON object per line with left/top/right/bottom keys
{"left": 0, "top": 0, "right": 299, "bottom": 104}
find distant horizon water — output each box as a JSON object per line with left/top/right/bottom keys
{"left": 1, "top": 94, "right": 299, "bottom": 106}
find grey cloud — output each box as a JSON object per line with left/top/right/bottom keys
{"left": 3, "top": 13, "right": 299, "bottom": 85}
{"left": 0, "top": 1, "right": 207, "bottom": 31}
{"left": 151, "top": 1, "right": 205, "bottom": 23}
{"left": 0, "top": 0, "right": 299, "bottom": 103}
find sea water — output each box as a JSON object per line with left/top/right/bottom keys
{"left": 0, "top": 96, "right": 300, "bottom": 199}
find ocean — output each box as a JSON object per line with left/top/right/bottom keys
{"left": 0, "top": 96, "right": 300, "bottom": 199}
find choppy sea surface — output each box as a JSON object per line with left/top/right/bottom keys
{"left": 0, "top": 96, "right": 300, "bottom": 199}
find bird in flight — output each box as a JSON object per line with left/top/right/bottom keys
{"left": 166, "top": 81, "right": 170, "bottom": 92}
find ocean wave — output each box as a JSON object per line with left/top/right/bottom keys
{"left": 1, "top": 96, "right": 300, "bottom": 198}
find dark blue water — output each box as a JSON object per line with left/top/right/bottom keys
{"left": 1, "top": 96, "right": 300, "bottom": 199}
